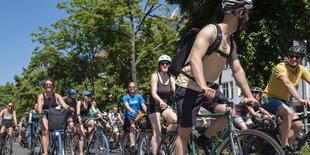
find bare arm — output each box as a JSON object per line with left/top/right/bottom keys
{"left": 141, "top": 104, "right": 147, "bottom": 113}
{"left": 230, "top": 49, "right": 256, "bottom": 103}
{"left": 76, "top": 101, "right": 82, "bottom": 123}
{"left": 190, "top": 25, "right": 216, "bottom": 98}
{"left": 56, "top": 94, "right": 71, "bottom": 110}
{"left": 13, "top": 110, "right": 18, "bottom": 125}
{"left": 279, "top": 75, "right": 303, "bottom": 102}
{"left": 124, "top": 103, "right": 135, "bottom": 114}
{"left": 37, "top": 95, "right": 43, "bottom": 114}
{"left": 28, "top": 112, "right": 32, "bottom": 123}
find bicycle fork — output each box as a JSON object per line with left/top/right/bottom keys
{"left": 229, "top": 130, "right": 243, "bottom": 155}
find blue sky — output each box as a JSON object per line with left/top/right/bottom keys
{"left": 0, "top": 0, "right": 178, "bottom": 86}
{"left": 0, "top": 0, "right": 67, "bottom": 85}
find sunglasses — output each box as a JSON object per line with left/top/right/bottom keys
{"left": 289, "top": 55, "right": 301, "bottom": 59}
{"left": 160, "top": 62, "right": 171, "bottom": 66}
{"left": 8, "top": 105, "right": 13, "bottom": 107}
{"left": 45, "top": 83, "right": 53, "bottom": 87}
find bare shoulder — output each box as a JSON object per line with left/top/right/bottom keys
{"left": 198, "top": 24, "right": 218, "bottom": 42}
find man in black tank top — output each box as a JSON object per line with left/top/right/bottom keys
{"left": 63, "top": 88, "right": 78, "bottom": 133}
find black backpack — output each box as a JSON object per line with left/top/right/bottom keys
{"left": 169, "top": 23, "right": 233, "bottom": 82}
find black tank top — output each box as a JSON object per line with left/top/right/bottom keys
{"left": 80, "top": 101, "right": 90, "bottom": 117}
{"left": 63, "top": 96, "right": 77, "bottom": 111}
{"left": 149, "top": 73, "right": 171, "bottom": 105}
{"left": 43, "top": 93, "right": 58, "bottom": 110}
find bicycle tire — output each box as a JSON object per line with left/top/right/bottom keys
{"left": 64, "top": 131, "right": 76, "bottom": 155}
{"left": 137, "top": 131, "right": 152, "bottom": 155}
{"left": 31, "top": 132, "right": 42, "bottom": 155}
{"left": 94, "top": 130, "right": 110, "bottom": 155}
{"left": 4, "top": 135, "right": 12, "bottom": 155}
{"left": 156, "top": 131, "right": 178, "bottom": 155}
{"left": 216, "top": 129, "right": 284, "bottom": 155}
{"left": 121, "top": 133, "right": 131, "bottom": 155}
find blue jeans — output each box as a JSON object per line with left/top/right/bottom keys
{"left": 27, "top": 123, "right": 38, "bottom": 149}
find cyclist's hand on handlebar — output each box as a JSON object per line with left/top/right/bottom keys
{"left": 159, "top": 101, "right": 167, "bottom": 110}
{"left": 299, "top": 99, "right": 310, "bottom": 107}
{"left": 243, "top": 97, "right": 259, "bottom": 106}
{"left": 201, "top": 86, "right": 215, "bottom": 99}
{"left": 68, "top": 107, "right": 75, "bottom": 112}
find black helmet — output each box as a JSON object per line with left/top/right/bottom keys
{"left": 251, "top": 87, "right": 263, "bottom": 94}
{"left": 222, "top": 0, "right": 253, "bottom": 12}
{"left": 288, "top": 45, "right": 306, "bottom": 57}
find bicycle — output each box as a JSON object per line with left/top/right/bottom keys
{"left": 156, "top": 97, "right": 285, "bottom": 155}
{"left": 0, "top": 125, "right": 16, "bottom": 155}
{"left": 74, "top": 117, "right": 110, "bottom": 155}
{"left": 107, "top": 124, "right": 123, "bottom": 153}
{"left": 122, "top": 112, "right": 151, "bottom": 155}
{"left": 254, "top": 112, "right": 310, "bottom": 152}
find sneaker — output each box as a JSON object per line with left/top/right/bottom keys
{"left": 196, "top": 134, "right": 211, "bottom": 155}
{"left": 130, "top": 144, "right": 136, "bottom": 153}
{"left": 283, "top": 146, "right": 299, "bottom": 155}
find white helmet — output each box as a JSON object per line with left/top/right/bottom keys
{"left": 158, "top": 55, "right": 171, "bottom": 63}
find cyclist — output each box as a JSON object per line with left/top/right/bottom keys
{"left": 107, "top": 106, "right": 123, "bottom": 148}
{"left": 28, "top": 103, "right": 40, "bottom": 149}
{"left": 0, "top": 102, "right": 18, "bottom": 146}
{"left": 19, "top": 112, "right": 29, "bottom": 146}
{"left": 174, "top": 0, "right": 257, "bottom": 154}
{"left": 37, "top": 79, "right": 75, "bottom": 155}
{"left": 122, "top": 82, "right": 147, "bottom": 152}
{"left": 76, "top": 90, "right": 96, "bottom": 155}
{"left": 234, "top": 87, "right": 272, "bottom": 130}
{"left": 261, "top": 45, "right": 310, "bottom": 153}
{"left": 149, "top": 54, "right": 177, "bottom": 155}
{"left": 63, "top": 88, "right": 78, "bottom": 133}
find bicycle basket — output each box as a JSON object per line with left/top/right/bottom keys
{"left": 137, "top": 116, "right": 151, "bottom": 130}
{"left": 48, "top": 107, "right": 69, "bottom": 131}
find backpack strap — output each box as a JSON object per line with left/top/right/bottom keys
{"left": 181, "top": 23, "right": 223, "bottom": 82}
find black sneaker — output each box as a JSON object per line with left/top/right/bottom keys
{"left": 196, "top": 134, "right": 211, "bottom": 155}
{"left": 283, "top": 146, "right": 299, "bottom": 155}
{"left": 130, "top": 145, "right": 136, "bottom": 153}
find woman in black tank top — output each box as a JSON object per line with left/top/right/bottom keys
{"left": 37, "top": 79, "right": 75, "bottom": 155}
{"left": 149, "top": 55, "right": 178, "bottom": 155}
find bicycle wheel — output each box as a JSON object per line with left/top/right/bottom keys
{"left": 157, "top": 131, "right": 178, "bottom": 155}
{"left": 31, "top": 132, "right": 42, "bottom": 155}
{"left": 217, "top": 129, "right": 284, "bottom": 155}
{"left": 4, "top": 135, "right": 12, "bottom": 155}
{"left": 121, "top": 133, "right": 131, "bottom": 155}
{"left": 137, "top": 131, "right": 152, "bottom": 155}
{"left": 64, "top": 131, "right": 76, "bottom": 155}
{"left": 94, "top": 130, "right": 110, "bottom": 155}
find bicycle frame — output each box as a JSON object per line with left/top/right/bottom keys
{"left": 195, "top": 101, "right": 241, "bottom": 155}
{"left": 49, "top": 129, "right": 64, "bottom": 155}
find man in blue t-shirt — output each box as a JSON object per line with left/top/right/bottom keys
{"left": 122, "top": 82, "right": 147, "bottom": 152}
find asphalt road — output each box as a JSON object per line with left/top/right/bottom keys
{"left": 12, "top": 141, "right": 122, "bottom": 155}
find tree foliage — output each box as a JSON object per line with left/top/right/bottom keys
{"left": 167, "top": 0, "right": 310, "bottom": 88}
{"left": 0, "top": 0, "right": 179, "bottom": 118}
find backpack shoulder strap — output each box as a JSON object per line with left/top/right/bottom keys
{"left": 205, "top": 23, "right": 222, "bottom": 56}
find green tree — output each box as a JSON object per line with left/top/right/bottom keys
{"left": 168, "top": 0, "right": 310, "bottom": 87}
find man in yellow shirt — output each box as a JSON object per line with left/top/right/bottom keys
{"left": 262, "top": 45, "right": 310, "bottom": 153}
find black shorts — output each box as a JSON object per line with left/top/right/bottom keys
{"left": 149, "top": 103, "right": 165, "bottom": 114}
{"left": 123, "top": 117, "right": 135, "bottom": 133}
{"left": 176, "top": 86, "right": 225, "bottom": 128}
{"left": 1, "top": 121, "right": 14, "bottom": 129}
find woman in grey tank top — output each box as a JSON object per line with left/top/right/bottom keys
{"left": 149, "top": 55, "right": 177, "bottom": 155}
